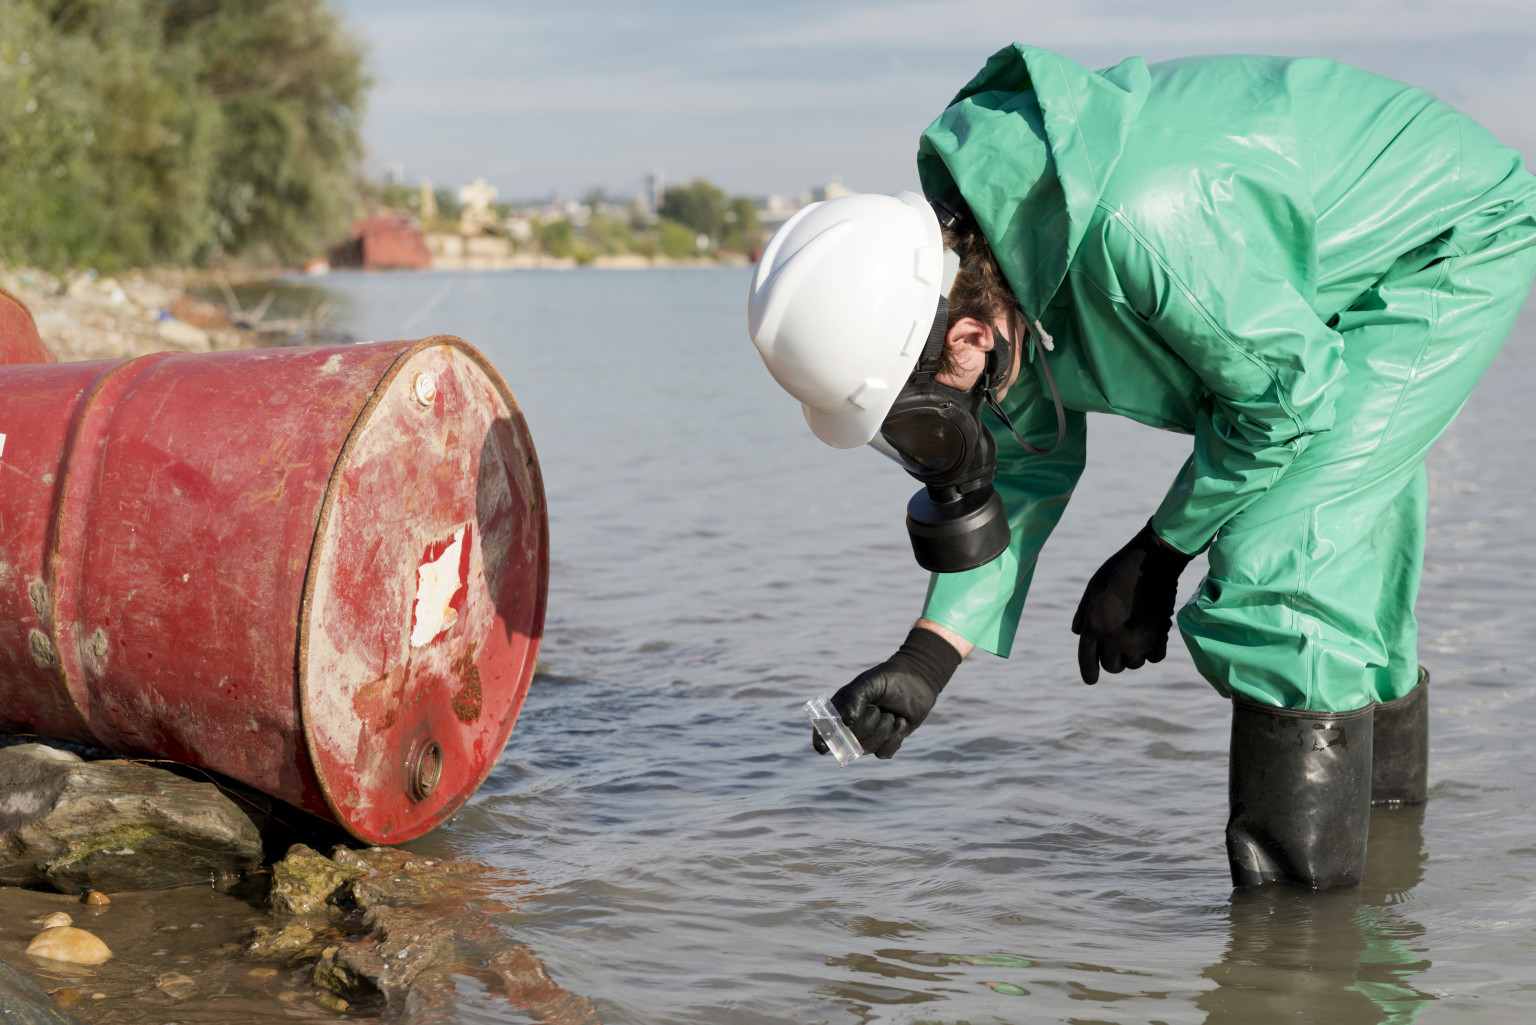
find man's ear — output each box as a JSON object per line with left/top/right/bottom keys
{"left": 944, "top": 316, "right": 995, "bottom": 354}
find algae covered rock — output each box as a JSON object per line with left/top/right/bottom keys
{"left": 0, "top": 744, "right": 262, "bottom": 893}
{"left": 266, "top": 843, "right": 365, "bottom": 917}
{"left": 249, "top": 844, "right": 600, "bottom": 1021}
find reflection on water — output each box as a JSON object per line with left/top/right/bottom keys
{"left": 304, "top": 269, "right": 1536, "bottom": 1024}
{"left": 1200, "top": 808, "right": 1433, "bottom": 1024}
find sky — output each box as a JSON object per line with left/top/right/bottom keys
{"left": 336, "top": 0, "right": 1536, "bottom": 203}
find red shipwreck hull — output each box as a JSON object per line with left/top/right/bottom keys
{"left": 0, "top": 337, "right": 548, "bottom": 843}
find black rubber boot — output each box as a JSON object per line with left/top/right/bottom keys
{"left": 1372, "top": 667, "right": 1429, "bottom": 807}
{"left": 1226, "top": 697, "right": 1374, "bottom": 889}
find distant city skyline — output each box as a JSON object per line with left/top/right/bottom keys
{"left": 338, "top": 0, "right": 1536, "bottom": 200}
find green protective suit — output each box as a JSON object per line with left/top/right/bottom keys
{"left": 915, "top": 45, "right": 1536, "bottom": 711}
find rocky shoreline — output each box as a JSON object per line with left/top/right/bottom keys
{"left": 2, "top": 266, "right": 346, "bottom": 364}
{"left": 0, "top": 742, "right": 598, "bottom": 1023}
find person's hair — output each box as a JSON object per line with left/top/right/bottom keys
{"left": 936, "top": 221, "right": 1017, "bottom": 377}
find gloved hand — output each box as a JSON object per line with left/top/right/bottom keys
{"left": 814, "top": 627, "right": 963, "bottom": 759}
{"left": 1071, "top": 520, "right": 1194, "bottom": 684}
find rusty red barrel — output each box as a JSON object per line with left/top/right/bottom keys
{"left": 0, "top": 337, "right": 547, "bottom": 843}
{"left": 0, "top": 287, "right": 53, "bottom": 365}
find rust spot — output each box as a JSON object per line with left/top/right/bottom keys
{"left": 354, "top": 668, "right": 405, "bottom": 729}
{"left": 450, "top": 649, "right": 482, "bottom": 724}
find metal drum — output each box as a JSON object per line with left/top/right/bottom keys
{"left": 0, "top": 337, "right": 548, "bottom": 843}
{"left": 0, "top": 287, "right": 52, "bottom": 365}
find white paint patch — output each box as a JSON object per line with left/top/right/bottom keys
{"left": 321, "top": 354, "right": 343, "bottom": 374}
{"left": 0, "top": 433, "right": 6, "bottom": 458}
{"left": 410, "top": 526, "right": 466, "bottom": 648}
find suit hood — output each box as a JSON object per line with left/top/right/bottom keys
{"left": 917, "top": 45, "right": 1150, "bottom": 319}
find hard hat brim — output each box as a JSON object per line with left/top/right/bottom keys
{"left": 802, "top": 383, "right": 906, "bottom": 450}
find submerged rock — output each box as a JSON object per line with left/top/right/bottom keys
{"left": 0, "top": 956, "right": 85, "bottom": 1024}
{"left": 252, "top": 845, "right": 601, "bottom": 1022}
{"left": 154, "top": 971, "right": 197, "bottom": 1000}
{"left": 0, "top": 744, "right": 262, "bottom": 893}
{"left": 266, "top": 843, "right": 365, "bottom": 917}
{"left": 24, "top": 926, "right": 112, "bottom": 965}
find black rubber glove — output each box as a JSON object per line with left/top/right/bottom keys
{"left": 813, "top": 627, "right": 963, "bottom": 759}
{"left": 1071, "top": 520, "right": 1194, "bottom": 684}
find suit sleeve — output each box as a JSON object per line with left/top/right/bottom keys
{"left": 919, "top": 361, "right": 1088, "bottom": 658}
{"left": 1108, "top": 215, "right": 1349, "bottom": 554}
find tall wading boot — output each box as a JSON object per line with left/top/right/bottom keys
{"left": 1372, "top": 667, "right": 1429, "bottom": 807}
{"left": 1226, "top": 698, "right": 1374, "bottom": 889}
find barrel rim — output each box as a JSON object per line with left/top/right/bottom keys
{"left": 294, "top": 334, "right": 549, "bottom": 843}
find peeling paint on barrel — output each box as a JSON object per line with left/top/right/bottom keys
{"left": 28, "top": 629, "right": 56, "bottom": 668}
{"left": 27, "top": 579, "right": 47, "bottom": 618}
{"left": 0, "top": 337, "right": 546, "bottom": 843}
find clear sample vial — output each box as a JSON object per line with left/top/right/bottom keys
{"left": 803, "top": 695, "right": 865, "bottom": 767}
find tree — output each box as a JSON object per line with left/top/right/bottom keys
{"left": 584, "top": 212, "right": 632, "bottom": 256}
{"left": 658, "top": 179, "right": 727, "bottom": 247}
{"left": 432, "top": 187, "right": 463, "bottom": 225}
{"left": 536, "top": 219, "right": 574, "bottom": 259}
{"left": 162, "top": 0, "right": 370, "bottom": 264}
{"left": 0, "top": 0, "right": 219, "bottom": 269}
{"left": 721, "top": 196, "right": 761, "bottom": 253}
{"left": 656, "top": 219, "right": 697, "bottom": 259}
{"left": 0, "top": 0, "right": 368, "bottom": 269}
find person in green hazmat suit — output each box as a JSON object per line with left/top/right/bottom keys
{"left": 747, "top": 45, "right": 1536, "bottom": 890}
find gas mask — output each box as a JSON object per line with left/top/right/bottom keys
{"left": 872, "top": 202, "right": 1065, "bottom": 573}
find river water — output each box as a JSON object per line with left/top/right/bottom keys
{"left": 305, "top": 267, "right": 1536, "bottom": 1024}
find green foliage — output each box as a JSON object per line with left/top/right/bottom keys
{"left": 433, "top": 187, "right": 463, "bottom": 223}
{"left": 658, "top": 179, "right": 727, "bottom": 245}
{"left": 657, "top": 218, "right": 698, "bottom": 259}
{"left": 0, "top": 0, "right": 368, "bottom": 270}
{"left": 537, "top": 219, "right": 574, "bottom": 259}
{"left": 722, "top": 196, "right": 761, "bottom": 252}
{"left": 379, "top": 182, "right": 418, "bottom": 210}
{"left": 583, "top": 212, "right": 632, "bottom": 256}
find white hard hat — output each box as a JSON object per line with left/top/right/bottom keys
{"left": 747, "top": 191, "right": 958, "bottom": 449}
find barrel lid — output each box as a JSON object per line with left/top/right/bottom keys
{"left": 298, "top": 336, "right": 547, "bottom": 843}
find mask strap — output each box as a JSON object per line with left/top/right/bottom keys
{"left": 982, "top": 314, "right": 1067, "bottom": 457}
{"left": 915, "top": 295, "right": 949, "bottom": 371}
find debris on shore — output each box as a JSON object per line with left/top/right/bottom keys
{"left": 249, "top": 844, "right": 601, "bottom": 1022}
{"left": 1, "top": 266, "right": 349, "bottom": 363}
{"left": 0, "top": 741, "right": 599, "bottom": 1022}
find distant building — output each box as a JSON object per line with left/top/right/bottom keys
{"left": 644, "top": 169, "right": 665, "bottom": 214}
{"left": 330, "top": 215, "right": 432, "bottom": 270}
{"left": 759, "top": 179, "right": 855, "bottom": 234}
{"left": 818, "top": 176, "right": 852, "bottom": 201}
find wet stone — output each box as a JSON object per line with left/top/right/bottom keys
{"left": 0, "top": 744, "right": 262, "bottom": 893}
{"left": 233, "top": 845, "right": 598, "bottom": 1019}
{"left": 155, "top": 971, "right": 197, "bottom": 1000}
{"left": 46, "top": 988, "right": 80, "bottom": 1008}
{"left": 265, "top": 843, "right": 365, "bottom": 917}
{"left": 24, "top": 926, "right": 112, "bottom": 965}
{"left": 0, "top": 955, "right": 85, "bottom": 1024}
{"left": 246, "top": 923, "right": 319, "bottom": 960}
